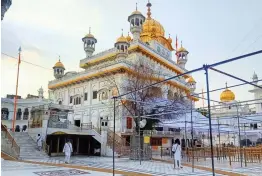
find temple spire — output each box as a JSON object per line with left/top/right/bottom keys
{"left": 225, "top": 82, "right": 228, "bottom": 88}
{"left": 146, "top": 0, "right": 152, "bottom": 19}
{"left": 89, "top": 27, "right": 91, "bottom": 34}
{"left": 136, "top": 2, "right": 137, "bottom": 11}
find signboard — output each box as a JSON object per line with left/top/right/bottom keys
{"left": 144, "top": 136, "right": 150, "bottom": 144}
{"left": 162, "top": 138, "right": 168, "bottom": 144}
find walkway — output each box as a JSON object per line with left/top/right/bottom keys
{"left": 153, "top": 155, "right": 262, "bottom": 176}
{"left": 24, "top": 156, "right": 222, "bottom": 176}
{"left": 1, "top": 159, "right": 123, "bottom": 176}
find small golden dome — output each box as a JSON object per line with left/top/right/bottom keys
{"left": 131, "top": 10, "right": 142, "bottom": 15}
{"left": 188, "top": 77, "right": 196, "bottom": 83}
{"left": 220, "top": 88, "right": 235, "bottom": 102}
{"left": 85, "top": 33, "right": 94, "bottom": 38}
{"left": 126, "top": 32, "right": 132, "bottom": 42}
{"left": 116, "top": 34, "right": 128, "bottom": 43}
{"left": 54, "top": 60, "right": 65, "bottom": 69}
{"left": 84, "top": 27, "right": 95, "bottom": 38}
{"left": 177, "top": 46, "right": 188, "bottom": 53}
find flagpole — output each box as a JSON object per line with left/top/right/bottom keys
{"left": 12, "top": 47, "right": 22, "bottom": 132}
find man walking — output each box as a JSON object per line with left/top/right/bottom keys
{"left": 172, "top": 138, "right": 182, "bottom": 169}
{"left": 37, "top": 134, "right": 43, "bottom": 151}
{"left": 63, "top": 139, "right": 73, "bottom": 164}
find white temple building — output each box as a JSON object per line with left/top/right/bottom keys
{"left": 1, "top": 87, "right": 49, "bottom": 130}
{"left": 47, "top": 2, "right": 199, "bottom": 148}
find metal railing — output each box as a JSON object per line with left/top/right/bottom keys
{"left": 1, "top": 123, "right": 20, "bottom": 159}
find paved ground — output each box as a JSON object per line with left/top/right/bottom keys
{"left": 25, "top": 156, "right": 222, "bottom": 176}
{"left": 154, "top": 155, "right": 262, "bottom": 176}
{"left": 1, "top": 159, "right": 123, "bottom": 176}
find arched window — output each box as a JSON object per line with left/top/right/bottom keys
{"left": 135, "top": 18, "right": 139, "bottom": 26}
{"left": 1, "top": 108, "right": 9, "bottom": 120}
{"left": 131, "top": 19, "right": 134, "bottom": 26}
{"left": 16, "top": 108, "right": 22, "bottom": 120}
{"left": 23, "top": 108, "right": 29, "bottom": 120}
{"left": 121, "top": 45, "right": 124, "bottom": 51}
{"left": 59, "top": 101, "right": 62, "bottom": 105}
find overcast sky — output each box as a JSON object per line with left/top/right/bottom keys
{"left": 1, "top": 0, "right": 262, "bottom": 107}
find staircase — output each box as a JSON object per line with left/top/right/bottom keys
{"left": 107, "top": 129, "right": 130, "bottom": 157}
{"left": 9, "top": 132, "right": 49, "bottom": 160}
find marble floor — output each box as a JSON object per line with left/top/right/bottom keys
{"left": 154, "top": 155, "right": 262, "bottom": 176}
{"left": 24, "top": 156, "right": 222, "bottom": 176}
{"left": 1, "top": 159, "right": 123, "bottom": 176}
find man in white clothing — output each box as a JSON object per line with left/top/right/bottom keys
{"left": 36, "top": 134, "right": 43, "bottom": 151}
{"left": 63, "top": 139, "right": 73, "bottom": 164}
{"left": 172, "top": 138, "right": 182, "bottom": 169}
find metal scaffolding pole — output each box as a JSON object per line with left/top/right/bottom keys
{"left": 113, "top": 97, "right": 116, "bottom": 176}
{"left": 204, "top": 65, "right": 215, "bottom": 176}
{"left": 236, "top": 104, "right": 243, "bottom": 167}
{"left": 190, "top": 99, "right": 194, "bottom": 172}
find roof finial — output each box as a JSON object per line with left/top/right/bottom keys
{"left": 121, "top": 29, "right": 123, "bottom": 36}
{"left": 59, "top": 55, "right": 61, "bottom": 62}
{"left": 169, "top": 34, "right": 171, "bottom": 38}
{"left": 136, "top": 2, "right": 137, "bottom": 11}
{"left": 89, "top": 27, "right": 91, "bottom": 34}
{"left": 225, "top": 82, "right": 228, "bottom": 88}
{"left": 181, "top": 41, "right": 183, "bottom": 47}
{"left": 128, "top": 32, "right": 130, "bottom": 36}
{"left": 146, "top": 0, "right": 152, "bottom": 19}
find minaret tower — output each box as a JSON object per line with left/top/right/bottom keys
{"left": 115, "top": 29, "right": 130, "bottom": 59}
{"left": 176, "top": 41, "right": 189, "bottom": 68}
{"left": 252, "top": 72, "right": 258, "bottom": 85}
{"left": 187, "top": 77, "right": 196, "bottom": 93}
{"left": 127, "top": 3, "right": 145, "bottom": 41}
{"left": 38, "top": 86, "right": 44, "bottom": 100}
{"left": 53, "top": 57, "right": 65, "bottom": 79}
{"left": 82, "top": 27, "right": 97, "bottom": 58}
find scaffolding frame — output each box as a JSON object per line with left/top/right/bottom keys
{"left": 111, "top": 50, "right": 262, "bottom": 176}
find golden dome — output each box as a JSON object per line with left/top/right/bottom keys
{"left": 126, "top": 32, "right": 132, "bottom": 42}
{"left": 220, "top": 88, "right": 235, "bottom": 102}
{"left": 188, "top": 77, "right": 196, "bottom": 83}
{"left": 54, "top": 60, "right": 65, "bottom": 69}
{"left": 177, "top": 46, "right": 188, "bottom": 53}
{"left": 84, "top": 27, "right": 95, "bottom": 38}
{"left": 116, "top": 34, "right": 128, "bottom": 43}
{"left": 85, "top": 33, "right": 94, "bottom": 38}
{"left": 131, "top": 10, "right": 142, "bottom": 15}
{"left": 140, "top": 2, "right": 174, "bottom": 51}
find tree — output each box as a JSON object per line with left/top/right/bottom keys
{"left": 106, "top": 57, "right": 190, "bottom": 134}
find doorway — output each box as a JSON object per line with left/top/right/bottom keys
{"left": 75, "top": 120, "right": 80, "bottom": 127}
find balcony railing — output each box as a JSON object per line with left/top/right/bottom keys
{"left": 80, "top": 47, "right": 117, "bottom": 65}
